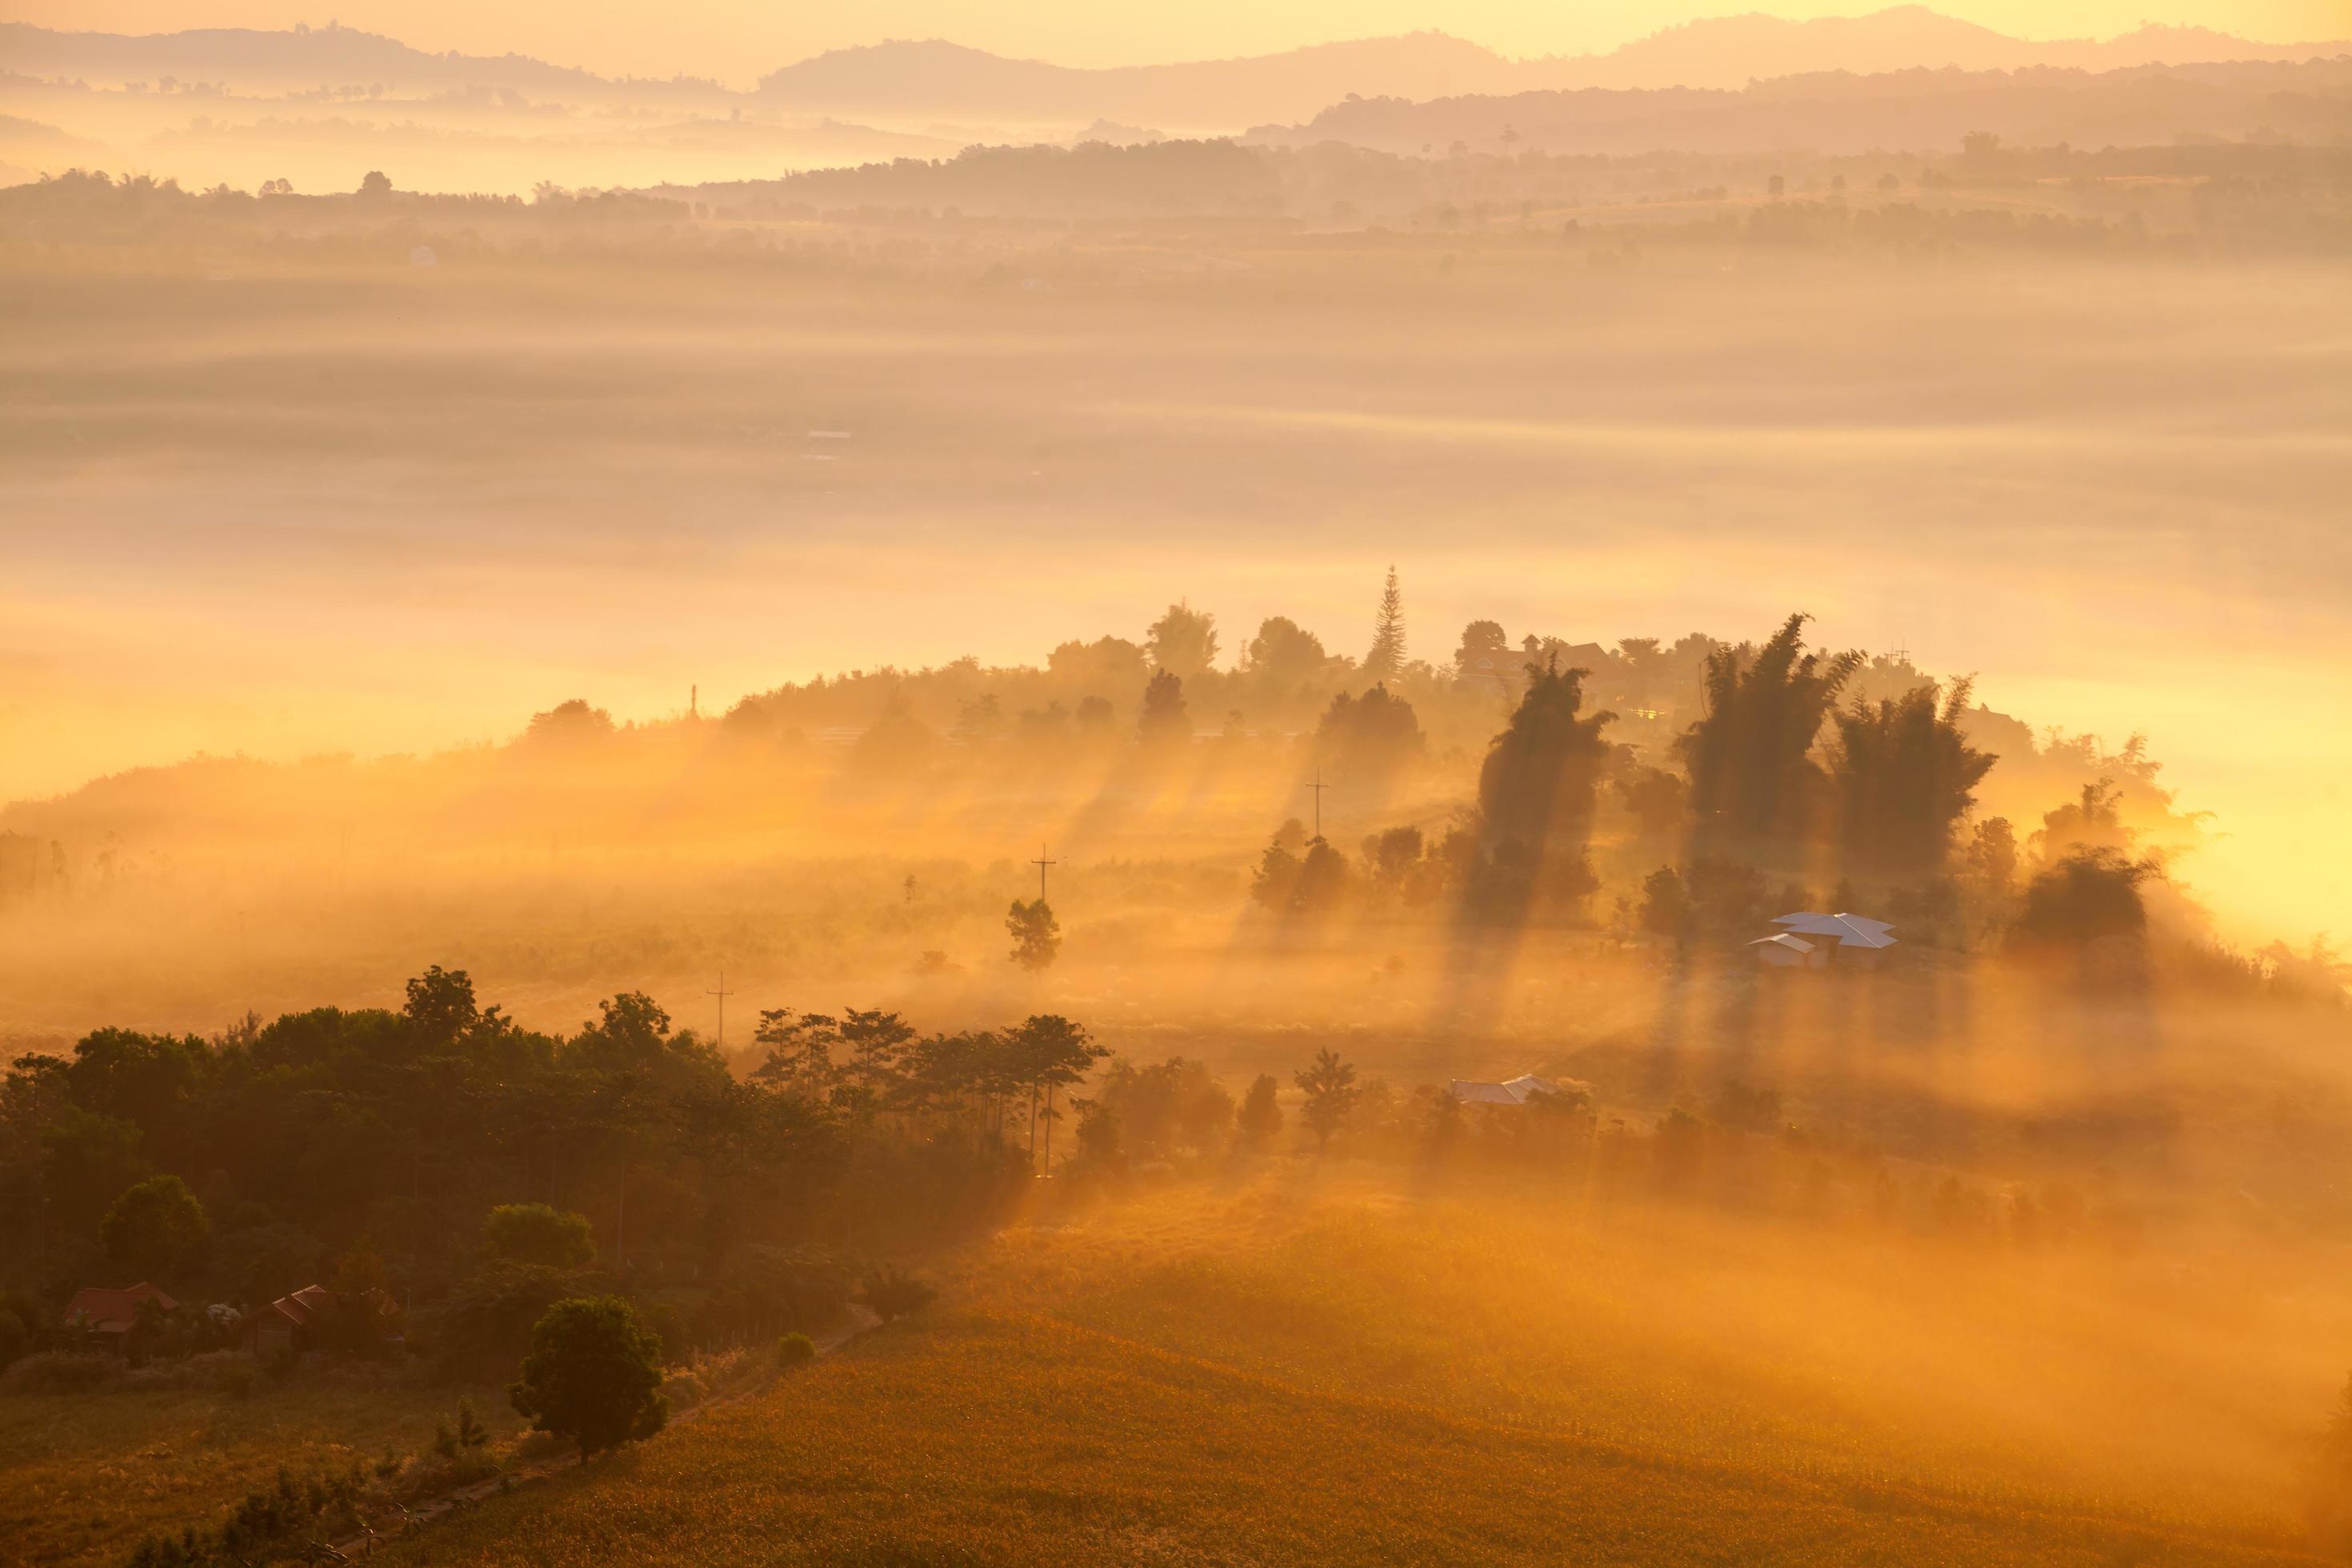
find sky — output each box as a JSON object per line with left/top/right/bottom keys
{"left": 11, "top": 0, "right": 2351, "bottom": 79}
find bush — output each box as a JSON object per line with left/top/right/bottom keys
{"left": 481, "top": 1203, "right": 596, "bottom": 1268}
{"left": 776, "top": 1332, "right": 817, "bottom": 1367}
{"left": 1, "top": 1350, "right": 119, "bottom": 1394}
{"left": 859, "top": 1266, "right": 938, "bottom": 1323}
{"left": 508, "top": 1296, "right": 668, "bottom": 1459}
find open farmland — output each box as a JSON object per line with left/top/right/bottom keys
{"left": 0, "top": 1378, "right": 523, "bottom": 1568}
{"left": 374, "top": 1178, "right": 2340, "bottom": 1566}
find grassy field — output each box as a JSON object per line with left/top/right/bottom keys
{"left": 366, "top": 1175, "right": 2340, "bottom": 1568}
{"left": 0, "top": 1375, "right": 523, "bottom": 1568}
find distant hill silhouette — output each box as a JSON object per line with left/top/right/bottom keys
{"left": 751, "top": 34, "right": 1521, "bottom": 128}
{"left": 1547, "top": 8, "right": 2348, "bottom": 89}
{"left": 6, "top": 10, "right": 2345, "bottom": 131}
{"left": 1248, "top": 57, "right": 2352, "bottom": 158}
{"left": 0, "top": 19, "right": 722, "bottom": 98}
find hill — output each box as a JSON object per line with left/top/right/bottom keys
{"left": 1249, "top": 56, "right": 2352, "bottom": 156}
{"left": 365, "top": 1186, "right": 2334, "bottom": 1567}
{"left": 6, "top": 10, "right": 2345, "bottom": 134}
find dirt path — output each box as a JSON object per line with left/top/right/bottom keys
{"left": 324, "top": 1306, "right": 882, "bottom": 1559}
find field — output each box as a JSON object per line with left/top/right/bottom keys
{"left": 0, "top": 1375, "right": 522, "bottom": 1568}
{"left": 366, "top": 1174, "right": 2342, "bottom": 1567}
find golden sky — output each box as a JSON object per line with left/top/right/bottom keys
{"left": 13, "top": 0, "right": 2350, "bottom": 78}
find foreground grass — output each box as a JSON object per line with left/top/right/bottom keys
{"left": 385, "top": 1306, "right": 2314, "bottom": 1568}
{"left": 0, "top": 1376, "right": 520, "bottom": 1568}
{"left": 372, "top": 1178, "right": 2337, "bottom": 1567}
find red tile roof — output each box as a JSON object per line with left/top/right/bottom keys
{"left": 64, "top": 1282, "right": 178, "bottom": 1332}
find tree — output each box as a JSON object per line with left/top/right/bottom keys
{"left": 1359, "top": 826, "right": 1425, "bottom": 895}
{"left": 1236, "top": 1074, "right": 1283, "bottom": 1147}
{"left": 101, "top": 1174, "right": 206, "bottom": 1281}
{"left": 1291, "top": 838, "right": 1352, "bottom": 916}
{"left": 2012, "top": 846, "right": 2159, "bottom": 954}
{"left": 1293, "top": 1048, "right": 1360, "bottom": 1155}
{"left": 1145, "top": 602, "right": 1219, "bottom": 679}
{"left": 523, "top": 698, "right": 614, "bottom": 746}
{"left": 1316, "top": 685, "right": 1424, "bottom": 778}
{"left": 509, "top": 1295, "right": 667, "bottom": 1461}
{"left": 358, "top": 169, "right": 392, "bottom": 197}
{"left": 1638, "top": 866, "right": 1691, "bottom": 938}
{"left": 1966, "top": 817, "right": 2020, "bottom": 898}
{"left": 1006, "top": 1014, "right": 1104, "bottom": 1169}
{"left": 859, "top": 1265, "right": 938, "bottom": 1322}
{"left": 1614, "top": 766, "right": 1688, "bottom": 846}
{"left": 1677, "top": 613, "right": 1861, "bottom": 853}
{"left": 1453, "top": 619, "right": 1510, "bottom": 679}
{"left": 403, "top": 965, "right": 479, "bottom": 1046}
{"left": 1006, "top": 898, "right": 1061, "bottom": 970}
{"left": 1243, "top": 617, "right": 1330, "bottom": 690}
{"left": 1478, "top": 658, "right": 1616, "bottom": 852}
{"left": 1138, "top": 669, "right": 1190, "bottom": 743}
{"left": 321, "top": 1240, "right": 402, "bottom": 1357}
{"left": 1825, "top": 679, "right": 1997, "bottom": 878}
{"left": 1364, "top": 566, "right": 1407, "bottom": 683}
{"left": 482, "top": 1202, "right": 595, "bottom": 1268}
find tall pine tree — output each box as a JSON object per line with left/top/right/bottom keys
{"left": 1364, "top": 566, "right": 1407, "bottom": 683}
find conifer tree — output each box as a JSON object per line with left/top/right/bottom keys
{"left": 1364, "top": 566, "right": 1407, "bottom": 683}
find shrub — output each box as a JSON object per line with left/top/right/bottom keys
{"left": 859, "top": 1266, "right": 938, "bottom": 1323}
{"left": 482, "top": 1203, "right": 596, "bottom": 1268}
{"left": 777, "top": 1332, "right": 817, "bottom": 1367}
{"left": 0, "top": 1350, "right": 118, "bottom": 1394}
{"left": 509, "top": 1295, "right": 668, "bottom": 1460}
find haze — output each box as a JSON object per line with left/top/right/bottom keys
{"left": 3, "top": 11, "right": 2350, "bottom": 1568}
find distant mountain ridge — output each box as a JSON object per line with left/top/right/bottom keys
{"left": 4, "top": 9, "right": 2346, "bottom": 129}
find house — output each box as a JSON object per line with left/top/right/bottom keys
{"left": 63, "top": 1282, "right": 178, "bottom": 1350}
{"left": 244, "top": 1282, "right": 402, "bottom": 1358}
{"left": 1449, "top": 1073, "right": 1590, "bottom": 1106}
{"left": 1754, "top": 912, "right": 1898, "bottom": 966}
{"left": 1749, "top": 932, "right": 1824, "bottom": 969}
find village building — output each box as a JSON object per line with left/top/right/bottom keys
{"left": 62, "top": 1282, "right": 177, "bottom": 1351}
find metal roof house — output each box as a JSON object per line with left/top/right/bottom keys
{"left": 1749, "top": 932, "right": 1824, "bottom": 969}
{"left": 1449, "top": 1074, "right": 1590, "bottom": 1106}
{"left": 1754, "top": 913, "right": 1898, "bottom": 966}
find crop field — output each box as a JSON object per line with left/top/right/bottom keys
{"left": 0, "top": 1377, "right": 522, "bottom": 1568}
{"left": 371, "top": 1175, "right": 2340, "bottom": 1567}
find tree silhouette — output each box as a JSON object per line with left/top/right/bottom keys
{"left": 1243, "top": 616, "right": 1330, "bottom": 691}
{"left": 1138, "top": 670, "right": 1190, "bottom": 743}
{"left": 482, "top": 1203, "right": 595, "bottom": 1268}
{"left": 1825, "top": 678, "right": 1997, "bottom": 877}
{"left": 1145, "top": 602, "right": 1219, "bottom": 678}
{"left": 509, "top": 1295, "right": 666, "bottom": 1461}
{"left": 1363, "top": 566, "right": 1407, "bottom": 683}
{"left": 1235, "top": 1074, "right": 1283, "bottom": 1147}
{"left": 1316, "top": 683, "right": 1424, "bottom": 778}
{"left": 1678, "top": 613, "right": 1861, "bottom": 853}
{"left": 1478, "top": 658, "right": 1616, "bottom": 852}
{"left": 101, "top": 1174, "right": 206, "bottom": 1282}
{"left": 1293, "top": 1048, "right": 1360, "bottom": 1154}
{"left": 1006, "top": 898, "right": 1062, "bottom": 970}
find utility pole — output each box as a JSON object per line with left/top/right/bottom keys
{"left": 706, "top": 970, "right": 734, "bottom": 1048}
{"left": 1306, "top": 768, "right": 1330, "bottom": 842}
{"left": 1031, "top": 843, "right": 1058, "bottom": 902}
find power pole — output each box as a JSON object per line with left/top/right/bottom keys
{"left": 1031, "top": 844, "right": 1058, "bottom": 902}
{"left": 1306, "top": 768, "right": 1330, "bottom": 842}
{"left": 706, "top": 970, "right": 734, "bottom": 1048}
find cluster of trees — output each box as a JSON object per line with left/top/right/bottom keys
{"left": 0, "top": 968, "right": 1103, "bottom": 1380}
{"left": 1230, "top": 607, "right": 2334, "bottom": 998}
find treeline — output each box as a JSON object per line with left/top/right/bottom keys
{"left": 0, "top": 967, "right": 1105, "bottom": 1376}
{"left": 8, "top": 134, "right": 2346, "bottom": 258}
{"left": 1239, "top": 610, "right": 2342, "bottom": 1000}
